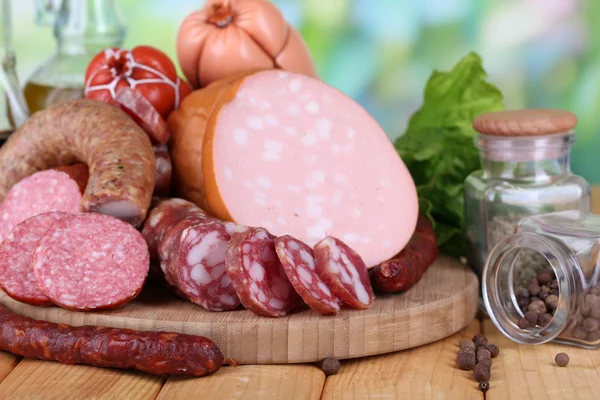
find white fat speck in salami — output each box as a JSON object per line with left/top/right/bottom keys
{"left": 314, "top": 236, "right": 374, "bottom": 309}
{"left": 0, "top": 170, "right": 83, "bottom": 244}
{"left": 226, "top": 228, "right": 299, "bottom": 317}
{"left": 32, "top": 213, "right": 149, "bottom": 311}
{"left": 0, "top": 212, "right": 72, "bottom": 306}
{"left": 167, "top": 219, "right": 240, "bottom": 311}
{"left": 274, "top": 235, "right": 340, "bottom": 315}
{"left": 206, "top": 70, "right": 418, "bottom": 268}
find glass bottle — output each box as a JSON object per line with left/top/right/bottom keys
{"left": 464, "top": 110, "right": 591, "bottom": 279}
{"left": 7, "top": 0, "right": 126, "bottom": 127}
{"left": 483, "top": 210, "right": 600, "bottom": 348}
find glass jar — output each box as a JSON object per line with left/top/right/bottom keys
{"left": 483, "top": 210, "right": 600, "bottom": 347}
{"left": 464, "top": 110, "right": 591, "bottom": 278}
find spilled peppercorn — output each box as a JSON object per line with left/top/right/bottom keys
{"left": 456, "top": 333, "right": 500, "bottom": 390}
{"left": 478, "top": 381, "right": 490, "bottom": 393}
{"left": 554, "top": 352, "right": 569, "bottom": 367}
{"left": 321, "top": 357, "right": 341, "bottom": 376}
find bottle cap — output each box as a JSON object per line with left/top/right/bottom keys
{"left": 473, "top": 109, "right": 577, "bottom": 136}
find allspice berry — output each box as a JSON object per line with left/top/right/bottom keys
{"left": 537, "top": 270, "right": 553, "bottom": 285}
{"left": 538, "top": 313, "right": 553, "bottom": 327}
{"left": 476, "top": 348, "right": 491, "bottom": 364}
{"left": 554, "top": 352, "right": 569, "bottom": 367}
{"left": 528, "top": 283, "right": 541, "bottom": 297}
{"left": 545, "top": 294, "right": 559, "bottom": 310}
{"left": 321, "top": 357, "right": 341, "bottom": 376}
{"left": 484, "top": 343, "right": 500, "bottom": 358}
{"left": 517, "top": 317, "right": 531, "bottom": 329}
{"left": 524, "top": 311, "right": 539, "bottom": 326}
{"left": 583, "top": 318, "right": 600, "bottom": 332}
{"left": 459, "top": 339, "right": 476, "bottom": 351}
{"left": 478, "top": 381, "right": 490, "bottom": 393}
{"left": 528, "top": 299, "right": 547, "bottom": 315}
{"left": 473, "top": 363, "right": 491, "bottom": 382}
{"left": 591, "top": 307, "right": 600, "bottom": 321}
{"left": 457, "top": 350, "right": 476, "bottom": 371}
{"left": 472, "top": 333, "right": 488, "bottom": 347}
{"left": 587, "top": 330, "right": 600, "bottom": 342}
{"left": 573, "top": 326, "right": 588, "bottom": 340}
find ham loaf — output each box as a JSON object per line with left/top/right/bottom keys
{"left": 168, "top": 70, "right": 418, "bottom": 268}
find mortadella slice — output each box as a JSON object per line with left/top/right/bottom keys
{"left": 168, "top": 69, "right": 418, "bottom": 268}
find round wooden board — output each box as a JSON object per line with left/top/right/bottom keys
{"left": 0, "top": 255, "right": 478, "bottom": 364}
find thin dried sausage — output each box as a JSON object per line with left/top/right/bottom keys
{"left": 0, "top": 304, "right": 223, "bottom": 376}
{"left": 0, "top": 99, "right": 155, "bottom": 227}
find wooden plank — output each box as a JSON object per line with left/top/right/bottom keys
{"left": 156, "top": 365, "right": 325, "bottom": 400}
{"left": 483, "top": 319, "right": 600, "bottom": 399}
{"left": 0, "top": 359, "right": 165, "bottom": 400}
{"left": 0, "top": 353, "right": 19, "bottom": 383}
{"left": 321, "top": 319, "right": 483, "bottom": 400}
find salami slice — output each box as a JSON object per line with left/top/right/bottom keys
{"left": 274, "top": 235, "right": 340, "bottom": 315}
{"left": 226, "top": 227, "right": 300, "bottom": 317}
{"left": 115, "top": 87, "right": 170, "bottom": 145}
{"left": 0, "top": 169, "right": 84, "bottom": 243}
{"left": 314, "top": 236, "right": 374, "bottom": 309}
{"left": 167, "top": 220, "right": 241, "bottom": 311}
{"left": 0, "top": 212, "right": 72, "bottom": 306}
{"left": 33, "top": 213, "right": 150, "bottom": 311}
{"left": 153, "top": 145, "right": 172, "bottom": 197}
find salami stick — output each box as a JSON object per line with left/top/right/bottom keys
{"left": 0, "top": 305, "right": 223, "bottom": 377}
{"left": 371, "top": 215, "right": 439, "bottom": 293}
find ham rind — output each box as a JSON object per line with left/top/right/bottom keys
{"left": 33, "top": 213, "right": 150, "bottom": 311}
{"left": 0, "top": 169, "right": 84, "bottom": 243}
{"left": 274, "top": 235, "right": 340, "bottom": 315}
{"left": 168, "top": 69, "right": 418, "bottom": 268}
{"left": 313, "top": 236, "right": 374, "bottom": 310}
{"left": 0, "top": 212, "right": 72, "bottom": 306}
{"left": 226, "top": 227, "right": 300, "bottom": 317}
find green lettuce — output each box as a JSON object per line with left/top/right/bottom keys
{"left": 395, "top": 52, "right": 504, "bottom": 257}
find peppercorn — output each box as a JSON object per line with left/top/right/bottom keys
{"left": 516, "top": 287, "right": 530, "bottom": 301}
{"left": 321, "top": 357, "right": 341, "bottom": 376}
{"left": 459, "top": 339, "right": 476, "bottom": 351}
{"left": 476, "top": 348, "right": 491, "bottom": 363}
{"left": 538, "top": 313, "right": 553, "bottom": 327}
{"left": 554, "top": 352, "right": 569, "bottom": 367}
{"left": 524, "top": 311, "right": 539, "bottom": 326}
{"left": 473, "top": 363, "right": 491, "bottom": 382}
{"left": 472, "top": 333, "right": 487, "bottom": 347}
{"left": 528, "top": 283, "right": 541, "bottom": 297}
{"left": 528, "top": 299, "right": 547, "bottom": 315}
{"left": 545, "top": 294, "right": 558, "bottom": 310}
{"left": 587, "top": 330, "right": 600, "bottom": 342}
{"left": 484, "top": 343, "right": 500, "bottom": 358}
{"left": 537, "top": 270, "right": 553, "bottom": 285}
{"left": 583, "top": 317, "right": 600, "bottom": 332}
{"left": 591, "top": 308, "right": 600, "bottom": 321}
{"left": 517, "top": 296, "right": 530, "bottom": 309}
{"left": 581, "top": 303, "right": 592, "bottom": 317}
{"left": 517, "top": 317, "right": 531, "bottom": 329}
{"left": 457, "top": 349, "right": 476, "bottom": 371}
{"left": 478, "top": 381, "right": 490, "bottom": 393}
{"left": 573, "top": 326, "right": 588, "bottom": 340}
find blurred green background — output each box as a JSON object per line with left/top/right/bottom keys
{"left": 3, "top": 0, "right": 600, "bottom": 182}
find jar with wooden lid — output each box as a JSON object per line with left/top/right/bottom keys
{"left": 483, "top": 210, "right": 600, "bottom": 347}
{"left": 464, "top": 109, "right": 591, "bottom": 278}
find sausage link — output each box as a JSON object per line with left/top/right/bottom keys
{"left": 0, "top": 305, "right": 223, "bottom": 376}
{"left": 371, "top": 215, "right": 439, "bottom": 293}
{"left": 0, "top": 99, "right": 155, "bottom": 227}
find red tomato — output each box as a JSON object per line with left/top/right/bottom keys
{"left": 84, "top": 46, "right": 192, "bottom": 118}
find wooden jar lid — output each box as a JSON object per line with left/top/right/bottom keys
{"left": 472, "top": 109, "right": 577, "bottom": 136}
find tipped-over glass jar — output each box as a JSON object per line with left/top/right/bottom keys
{"left": 464, "top": 109, "right": 591, "bottom": 278}
{"left": 483, "top": 210, "right": 600, "bottom": 347}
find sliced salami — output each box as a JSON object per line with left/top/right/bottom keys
{"left": 274, "top": 235, "right": 340, "bottom": 315}
{"left": 0, "top": 169, "right": 84, "bottom": 243}
{"left": 33, "top": 213, "right": 150, "bottom": 311}
{"left": 226, "top": 227, "right": 300, "bottom": 317}
{"left": 167, "top": 220, "right": 241, "bottom": 311}
{"left": 153, "top": 145, "right": 172, "bottom": 197}
{"left": 115, "top": 86, "right": 170, "bottom": 145}
{"left": 314, "top": 236, "right": 374, "bottom": 309}
{"left": 0, "top": 212, "right": 72, "bottom": 306}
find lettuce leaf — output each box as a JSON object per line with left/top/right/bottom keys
{"left": 395, "top": 52, "right": 504, "bottom": 257}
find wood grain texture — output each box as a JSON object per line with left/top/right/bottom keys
{"left": 0, "top": 255, "right": 478, "bottom": 365}
{"left": 157, "top": 365, "right": 325, "bottom": 400}
{"left": 0, "top": 353, "right": 19, "bottom": 384}
{"left": 321, "top": 319, "right": 483, "bottom": 400}
{"left": 482, "top": 319, "right": 600, "bottom": 399}
{"left": 0, "top": 359, "right": 164, "bottom": 400}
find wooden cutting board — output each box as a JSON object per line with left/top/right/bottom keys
{"left": 0, "top": 255, "right": 478, "bottom": 364}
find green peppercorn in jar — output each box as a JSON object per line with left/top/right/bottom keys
{"left": 483, "top": 210, "right": 600, "bottom": 348}
{"left": 464, "top": 109, "right": 591, "bottom": 279}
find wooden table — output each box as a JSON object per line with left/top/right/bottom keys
{"left": 2, "top": 189, "right": 600, "bottom": 399}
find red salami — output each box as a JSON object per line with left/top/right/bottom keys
{"left": 115, "top": 86, "right": 170, "bottom": 145}
{"left": 0, "top": 169, "right": 83, "bottom": 243}
{"left": 168, "top": 220, "right": 241, "bottom": 311}
{"left": 226, "top": 227, "right": 300, "bottom": 317}
{"left": 314, "top": 236, "right": 374, "bottom": 309}
{"left": 153, "top": 146, "right": 172, "bottom": 197}
{"left": 0, "top": 212, "right": 72, "bottom": 306}
{"left": 274, "top": 235, "right": 340, "bottom": 315}
{"left": 33, "top": 213, "right": 150, "bottom": 311}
